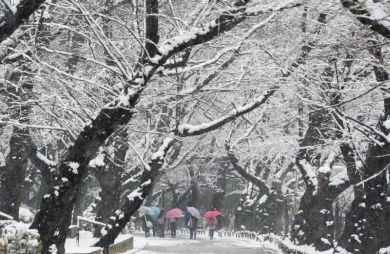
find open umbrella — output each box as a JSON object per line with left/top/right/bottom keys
{"left": 166, "top": 208, "right": 183, "bottom": 219}
{"left": 205, "top": 210, "right": 221, "bottom": 218}
{"left": 186, "top": 207, "right": 201, "bottom": 219}
{"left": 138, "top": 206, "right": 153, "bottom": 216}
{"left": 149, "top": 206, "right": 161, "bottom": 221}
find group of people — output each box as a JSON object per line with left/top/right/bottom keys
{"left": 142, "top": 211, "right": 235, "bottom": 240}
{"left": 187, "top": 215, "right": 217, "bottom": 240}
{"left": 142, "top": 209, "right": 178, "bottom": 238}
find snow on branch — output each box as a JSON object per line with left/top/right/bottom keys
{"left": 174, "top": 90, "right": 276, "bottom": 137}
{"left": 36, "top": 152, "right": 57, "bottom": 167}
{"left": 148, "top": 0, "right": 301, "bottom": 66}
{"left": 0, "top": 211, "right": 13, "bottom": 220}
{"left": 225, "top": 143, "right": 269, "bottom": 194}
{"left": 161, "top": 12, "right": 278, "bottom": 76}
{"left": 0, "top": 0, "right": 46, "bottom": 43}
{"left": 341, "top": 0, "right": 390, "bottom": 38}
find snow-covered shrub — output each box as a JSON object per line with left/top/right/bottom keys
{"left": 19, "top": 206, "right": 35, "bottom": 224}
{"left": 121, "top": 217, "right": 136, "bottom": 234}
{"left": 0, "top": 221, "right": 41, "bottom": 253}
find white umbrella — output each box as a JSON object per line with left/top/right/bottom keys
{"left": 139, "top": 206, "right": 153, "bottom": 215}
{"left": 186, "top": 207, "right": 201, "bottom": 219}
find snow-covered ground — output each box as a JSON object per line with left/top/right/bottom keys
{"left": 123, "top": 232, "right": 281, "bottom": 254}
{"left": 65, "top": 230, "right": 132, "bottom": 253}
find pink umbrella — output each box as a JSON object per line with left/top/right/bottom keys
{"left": 205, "top": 210, "right": 221, "bottom": 218}
{"left": 166, "top": 208, "right": 183, "bottom": 219}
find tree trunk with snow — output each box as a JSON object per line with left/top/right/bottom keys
{"left": 94, "top": 138, "right": 174, "bottom": 248}
{"left": 0, "top": 127, "right": 30, "bottom": 220}
{"left": 0, "top": 0, "right": 46, "bottom": 43}
{"left": 91, "top": 130, "right": 128, "bottom": 237}
{"left": 291, "top": 109, "right": 339, "bottom": 250}
{"left": 211, "top": 158, "right": 228, "bottom": 211}
{"left": 0, "top": 65, "right": 34, "bottom": 220}
{"left": 227, "top": 150, "right": 284, "bottom": 234}
{"left": 283, "top": 195, "right": 289, "bottom": 237}
{"left": 339, "top": 98, "right": 390, "bottom": 254}
{"left": 334, "top": 201, "right": 341, "bottom": 241}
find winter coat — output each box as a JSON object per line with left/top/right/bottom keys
{"left": 207, "top": 217, "right": 217, "bottom": 229}
{"left": 188, "top": 216, "right": 198, "bottom": 229}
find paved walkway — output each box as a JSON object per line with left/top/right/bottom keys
{"left": 133, "top": 233, "right": 278, "bottom": 254}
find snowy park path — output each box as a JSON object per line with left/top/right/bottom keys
{"left": 130, "top": 233, "right": 280, "bottom": 254}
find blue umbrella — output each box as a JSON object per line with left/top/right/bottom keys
{"left": 149, "top": 206, "right": 161, "bottom": 221}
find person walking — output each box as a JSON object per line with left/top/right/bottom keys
{"left": 169, "top": 217, "right": 177, "bottom": 238}
{"left": 142, "top": 215, "right": 152, "bottom": 237}
{"left": 207, "top": 216, "right": 217, "bottom": 240}
{"left": 188, "top": 215, "right": 198, "bottom": 240}
{"left": 229, "top": 213, "right": 235, "bottom": 231}
{"left": 157, "top": 210, "right": 166, "bottom": 238}
{"left": 152, "top": 219, "right": 158, "bottom": 237}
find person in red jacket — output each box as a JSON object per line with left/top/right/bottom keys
{"left": 207, "top": 217, "right": 217, "bottom": 240}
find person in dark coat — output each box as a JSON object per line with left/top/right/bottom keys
{"left": 152, "top": 219, "right": 158, "bottom": 237}
{"left": 188, "top": 215, "right": 198, "bottom": 240}
{"left": 157, "top": 210, "right": 166, "bottom": 238}
{"left": 142, "top": 215, "right": 152, "bottom": 237}
{"left": 169, "top": 217, "right": 177, "bottom": 237}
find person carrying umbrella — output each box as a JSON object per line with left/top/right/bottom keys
{"left": 186, "top": 207, "right": 201, "bottom": 240}
{"left": 205, "top": 210, "right": 221, "bottom": 240}
{"left": 188, "top": 215, "right": 198, "bottom": 240}
{"left": 142, "top": 214, "right": 152, "bottom": 237}
{"left": 147, "top": 206, "right": 160, "bottom": 237}
{"left": 207, "top": 216, "right": 217, "bottom": 240}
{"left": 168, "top": 217, "right": 178, "bottom": 237}
{"left": 157, "top": 209, "right": 166, "bottom": 238}
{"left": 166, "top": 208, "right": 183, "bottom": 238}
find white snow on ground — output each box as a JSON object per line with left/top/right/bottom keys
{"left": 275, "top": 237, "right": 333, "bottom": 254}
{"left": 65, "top": 231, "right": 132, "bottom": 254}
{"left": 121, "top": 232, "right": 282, "bottom": 254}
{"left": 379, "top": 246, "right": 390, "bottom": 254}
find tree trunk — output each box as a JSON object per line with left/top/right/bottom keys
{"left": 334, "top": 201, "right": 341, "bottom": 241}
{"left": 94, "top": 138, "right": 174, "bottom": 248}
{"left": 283, "top": 195, "right": 289, "bottom": 238}
{"left": 291, "top": 108, "right": 340, "bottom": 250}
{"left": 188, "top": 166, "right": 200, "bottom": 207}
{"left": 291, "top": 183, "right": 334, "bottom": 249}
{"left": 0, "top": 127, "right": 30, "bottom": 220}
{"left": 339, "top": 99, "right": 390, "bottom": 253}
{"left": 93, "top": 184, "right": 121, "bottom": 236}
{"left": 211, "top": 159, "right": 228, "bottom": 211}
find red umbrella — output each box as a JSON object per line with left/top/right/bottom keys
{"left": 205, "top": 210, "right": 221, "bottom": 218}
{"left": 166, "top": 208, "right": 183, "bottom": 219}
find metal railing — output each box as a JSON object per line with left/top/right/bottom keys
{"left": 70, "top": 216, "right": 110, "bottom": 253}
{"left": 0, "top": 211, "right": 13, "bottom": 220}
